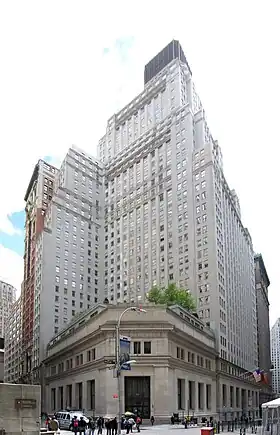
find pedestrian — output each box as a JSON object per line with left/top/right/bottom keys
{"left": 97, "top": 417, "right": 103, "bottom": 435}
{"left": 49, "top": 416, "right": 59, "bottom": 433}
{"left": 79, "top": 417, "right": 87, "bottom": 435}
{"left": 72, "top": 416, "right": 79, "bottom": 434}
{"left": 88, "top": 418, "right": 96, "bottom": 435}
{"left": 136, "top": 416, "right": 141, "bottom": 433}
{"left": 125, "top": 419, "right": 130, "bottom": 435}
{"left": 150, "top": 416, "right": 154, "bottom": 426}
{"left": 105, "top": 419, "right": 111, "bottom": 435}
{"left": 128, "top": 417, "right": 135, "bottom": 433}
{"left": 112, "top": 417, "right": 117, "bottom": 435}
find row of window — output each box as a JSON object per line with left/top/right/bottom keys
{"left": 50, "top": 341, "right": 153, "bottom": 376}
{"left": 176, "top": 346, "right": 212, "bottom": 370}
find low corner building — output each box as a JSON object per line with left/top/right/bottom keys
{"left": 43, "top": 303, "right": 217, "bottom": 420}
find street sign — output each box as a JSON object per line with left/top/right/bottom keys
{"left": 113, "top": 394, "right": 118, "bottom": 399}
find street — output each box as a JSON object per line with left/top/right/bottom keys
{"left": 58, "top": 425, "right": 259, "bottom": 435}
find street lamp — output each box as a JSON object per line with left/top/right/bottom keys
{"left": 116, "top": 306, "right": 146, "bottom": 435}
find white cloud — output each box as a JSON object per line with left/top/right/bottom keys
{"left": 0, "top": 0, "right": 279, "bottom": 321}
{"left": 0, "top": 245, "right": 23, "bottom": 297}
{"left": 0, "top": 216, "right": 22, "bottom": 236}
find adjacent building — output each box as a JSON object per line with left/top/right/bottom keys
{"left": 0, "top": 280, "right": 17, "bottom": 339}
{"left": 31, "top": 147, "right": 105, "bottom": 388}
{"left": 43, "top": 303, "right": 260, "bottom": 420}
{"left": 254, "top": 254, "right": 272, "bottom": 406}
{"left": 97, "top": 40, "right": 257, "bottom": 371}
{"left": 4, "top": 295, "right": 22, "bottom": 383}
{"left": 271, "top": 319, "right": 280, "bottom": 394}
{"left": 21, "top": 159, "right": 57, "bottom": 382}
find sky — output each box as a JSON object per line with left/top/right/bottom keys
{"left": 0, "top": 0, "right": 279, "bottom": 324}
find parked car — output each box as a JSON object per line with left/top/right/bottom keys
{"left": 55, "top": 410, "right": 89, "bottom": 430}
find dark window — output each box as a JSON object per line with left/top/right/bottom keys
{"left": 177, "top": 379, "right": 184, "bottom": 409}
{"left": 58, "top": 386, "right": 63, "bottom": 410}
{"left": 87, "top": 350, "right": 91, "bottom": 362}
{"left": 134, "top": 341, "right": 141, "bottom": 354}
{"left": 198, "top": 383, "right": 204, "bottom": 409}
{"left": 87, "top": 380, "right": 95, "bottom": 410}
{"left": 66, "top": 384, "right": 72, "bottom": 408}
{"left": 143, "top": 342, "right": 151, "bottom": 354}
{"left": 92, "top": 348, "right": 96, "bottom": 360}
{"left": 51, "top": 388, "right": 56, "bottom": 411}
{"left": 206, "top": 384, "right": 211, "bottom": 409}
{"left": 188, "top": 381, "right": 195, "bottom": 409}
{"left": 77, "top": 382, "right": 83, "bottom": 409}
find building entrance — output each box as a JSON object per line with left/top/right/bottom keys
{"left": 124, "top": 376, "right": 151, "bottom": 418}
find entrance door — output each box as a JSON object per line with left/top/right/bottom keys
{"left": 124, "top": 376, "right": 151, "bottom": 418}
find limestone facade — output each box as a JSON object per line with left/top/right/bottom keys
{"left": 43, "top": 304, "right": 260, "bottom": 421}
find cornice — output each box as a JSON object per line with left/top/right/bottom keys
{"left": 216, "top": 371, "right": 261, "bottom": 390}
{"left": 44, "top": 329, "right": 107, "bottom": 364}
{"left": 168, "top": 329, "right": 217, "bottom": 357}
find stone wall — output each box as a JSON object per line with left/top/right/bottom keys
{"left": 0, "top": 383, "right": 41, "bottom": 435}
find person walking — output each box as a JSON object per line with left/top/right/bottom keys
{"left": 49, "top": 416, "right": 59, "bottom": 433}
{"left": 79, "top": 417, "right": 87, "bottom": 435}
{"left": 105, "top": 419, "right": 111, "bottom": 435}
{"left": 128, "top": 417, "right": 135, "bottom": 433}
{"left": 97, "top": 417, "right": 103, "bottom": 435}
{"left": 150, "top": 416, "right": 154, "bottom": 426}
{"left": 72, "top": 416, "right": 79, "bottom": 434}
{"left": 88, "top": 418, "right": 96, "bottom": 435}
{"left": 111, "top": 417, "right": 117, "bottom": 435}
{"left": 136, "top": 416, "right": 141, "bottom": 433}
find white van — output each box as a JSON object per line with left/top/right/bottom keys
{"left": 55, "top": 411, "right": 89, "bottom": 430}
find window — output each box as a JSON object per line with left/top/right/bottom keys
{"left": 134, "top": 341, "right": 141, "bottom": 354}
{"left": 143, "top": 341, "right": 151, "bottom": 354}
{"left": 87, "top": 350, "right": 91, "bottom": 362}
{"left": 92, "top": 348, "right": 96, "bottom": 360}
{"left": 177, "top": 378, "right": 185, "bottom": 410}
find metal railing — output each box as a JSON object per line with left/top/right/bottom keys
{"left": 212, "top": 419, "right": 262, "bottom": 434}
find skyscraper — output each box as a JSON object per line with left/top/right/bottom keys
{"left": 21, "top": 40, "right": 259, "bottom": 385}
{"left": 98, "top": 40, "right": 257, "bottom": 370}
{"left": 0, "top": 280, "right": 16, "bottom": 339}
{"left": 271, "top": 319, "right": 280, "bottom": 394}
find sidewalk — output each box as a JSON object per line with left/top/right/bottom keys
{"left": 139, "top": 424, "right": 262, "bottom": 435}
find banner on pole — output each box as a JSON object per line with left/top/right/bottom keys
{"left": 120, "top": 335, "right": 131, "bottom": 371}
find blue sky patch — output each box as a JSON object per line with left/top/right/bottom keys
{"left": 0, "top": 210, "right": 25, "bottom": 256}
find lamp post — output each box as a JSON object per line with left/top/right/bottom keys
{"left": 116, "top": 307, "right": 146, "bottom": 435}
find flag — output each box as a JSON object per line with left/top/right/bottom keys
{"left": 253, "top": 369, "right": 262, "bottom": 382}
{"left": 262, "top": 373, "right": 269, "bottom": 384}
{"left": 120, "top": 335, "right": 131, "bottom": 371}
